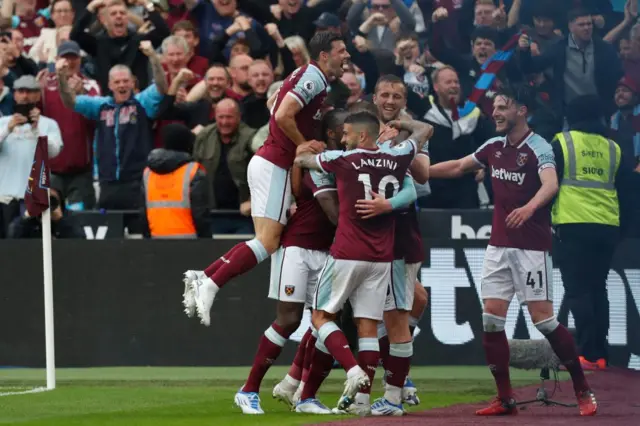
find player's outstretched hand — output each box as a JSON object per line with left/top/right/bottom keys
{"left": 505, "top": 205, "right": 534, "bottom": 229}
{"left": 296, "top": 140, "right": 326, "bottom": 156}
{"left": 355, "top": 191, "right": 392, "bottom": 219}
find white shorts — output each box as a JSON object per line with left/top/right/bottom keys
{"left": 313, "top": 256, "right": 391, "bottom": 321}
{"left": 481, "top": 245, "right": 553, "bottom": 305}
{"left": 247, "top": 155, "right": 291, "bottom": 225}
{"left": 268, "top": 246, "right": 328, "bottom": 306}
{"left": 384, "top": 260, "right": 421, "bottom": 311}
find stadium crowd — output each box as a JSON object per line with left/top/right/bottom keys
{"left": 0, "top": 0, "right": 638, "bottom": 238}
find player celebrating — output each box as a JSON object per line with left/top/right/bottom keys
{"left": 429, "top": 86, "right": 597, "bottom": 417}
{"left": 233, "top": 110, "right": 345, "bottom": 415}
{"left": 182, "top": 32, "right": 351, "bottom": 327}
{"left": 294, "top": 112, "right": 433, "bottom": 414}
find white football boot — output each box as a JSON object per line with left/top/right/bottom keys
{"left": 272, "top": 380, "right": 297, "bottom": 408}
{"left": 234, "top": 389, "right": 264, "bottom": 414}
{"left": 182, "top": 270, "right": 204, "bottom": 317}
{"left": 371, "top": 397, "right": 404, "bottom": 416}
{"left": 192, "top": 277, "right": 219, "bottom": 326}
{"left": 295, "top": 398, "right": 332, "bottom": 414}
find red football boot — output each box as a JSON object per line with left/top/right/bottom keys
{"left": 475, "top": 397, "right": 518, "bottom": 416}
{"left": 576, "top": 390, "right": 598, "bottom": 416}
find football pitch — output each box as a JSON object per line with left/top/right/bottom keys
{"left": 0, "top": 366, "right": 546, "bottom": 425}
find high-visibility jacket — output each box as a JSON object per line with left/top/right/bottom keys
{"left": 143, "top": 162, "right": 203, "bottom": 238}
{"left": 551, "top": 131, "right": 621, "bottom": 227}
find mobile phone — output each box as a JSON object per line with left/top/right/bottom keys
{"left": 14, "top": 104, "right": 35, "bottom": 123}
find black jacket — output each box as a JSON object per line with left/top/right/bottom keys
{"left": 140, "top": 149, "right": 211, "bottom": 238}
{"left": 518, "top": 36, "right": 624, "bottom": 121}
{"left": 71, "top": 8, "right": 170, "bottom": 93}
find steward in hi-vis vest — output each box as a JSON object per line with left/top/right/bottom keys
{"left": 550, "top": 95, "right": 639, "bottom": 370}
{"left": 141, "top": 124, "right": 210, "bottom": 239}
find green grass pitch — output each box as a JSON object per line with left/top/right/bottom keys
{"left": 0, "top": 366, "right": 546, "bottom": 425}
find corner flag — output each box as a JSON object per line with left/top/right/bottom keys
{"left": 25, "top": 136, "right": 51, "bottom": 217}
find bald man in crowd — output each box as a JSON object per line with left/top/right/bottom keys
{"left": 193, "top": 98, "right": 257, "bottom": 234}
{"left": 227, "top": 54, "right": 254, "bottom": 101}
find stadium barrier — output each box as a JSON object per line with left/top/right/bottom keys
{"left": 1, "top": 210, "right": 639, "bottom": 369}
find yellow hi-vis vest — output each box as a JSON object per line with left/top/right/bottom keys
{"left": 551, "top": 131, "right": 621, "bottom": 226}
{"left": 143, "top": 162, "right": 202, "bottom": 239}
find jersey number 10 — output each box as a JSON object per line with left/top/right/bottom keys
{"left": 358, "top": 173, "right": 400, "bottom": 200}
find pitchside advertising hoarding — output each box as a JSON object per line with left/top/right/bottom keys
{"left": 417, "top": 210, "right": 640, "bottom": 370}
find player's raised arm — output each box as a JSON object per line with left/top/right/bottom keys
{"left": 387, "top": 119, "right": 434, "bottom": 152}
{"left": 294, "top": 140, "right": 328, "bottom": 171}
{"left": 429, "top": 154, "right": 484, "bottom": 179}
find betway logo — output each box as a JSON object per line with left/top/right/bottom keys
{"left": 451, "top": 216, "right": 491, "bottom": 240}
{"left": 491, "top": 166, "right": 525, "bottom": 185}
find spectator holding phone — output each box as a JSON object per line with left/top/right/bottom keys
{"left": 0, "top": 75, "right": 62, "bottom": 238}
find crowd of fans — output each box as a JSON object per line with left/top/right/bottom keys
{"left": 0, "top": 0, "right": 637, "bottom": 238}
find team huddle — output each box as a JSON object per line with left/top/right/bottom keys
{"left": 180, "top": 32, "right": 598, "bottom": 417}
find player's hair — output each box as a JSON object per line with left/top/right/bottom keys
{"left": 374, "top": 74, "right": 407, "bottom": 96}
{"left": 172, "top": 20, "right": 198, "bottom": 37}
{"left": 344, "top": 111, "right": 381, "bottom": 138}
{"left": 322, "top": 108, "right": 348, "bottom": 139}
{"left": 568, "top": 8, "right": 591, "bottom": 23}
{"left": 348, "top": 100, "right": 380, "bottom": 119}
{"left": 308, "top": 31, "right": 343, "bottom": 61}
{"left": 496, "top": 83, "right": 536, "bottom": 112}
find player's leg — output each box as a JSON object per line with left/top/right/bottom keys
{"left": 191, "top": 157, "right": 290, "bottom": 326}
{"left": 297, "top": 258, "right": 365, "bottom": 414}
{"left": 337, "top": 261, "right": 392, "bottom": 416}
{"left": 371, "top": 261, "right": 416, "bottom": 416}
{"left": 235, "top": 247, "right": 306, "bottom": 414}
{"left": 517, "top": 250, "right": 596, "bottom": 416}
{"left": 476, "top": 246, "right": 518, "bottom": 416}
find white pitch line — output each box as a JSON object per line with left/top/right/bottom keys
{"left": 0, "top": 387, "right": 51, "bottom": 397}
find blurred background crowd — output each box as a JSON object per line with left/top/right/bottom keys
{"left": 0, "top": 0, "right": 637, "bottom": 238}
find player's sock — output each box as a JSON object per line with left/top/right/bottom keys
{"left": 286, "top": 327, "right": 312, "bottom": 385}
{"left": 377, "top": 323, "right": 390, "bottom": 369}
{"left": 301, "top": 328, "right": 317, "bottom": 383}
{"left": 482, "top": 330, "right": 512, "bottom": 400}
{"left": 384, "top": 341, "right": 413, "bottom": 404}
{"left": 210, "top": 239, "right": 269, "bottom": 288}
{"left": 357, "top": 337, "right": 380, "bottom": 395}
{"left": 243, "top": 322, "right": 293, "bottom": 393}
{"left": 204, "top": 244, "right": 244, "bottom": 277}
{"left": 536, "top": 317, "right": 590, "bottom": 393}
{"left": 317, "top": 322, "right": 358, "bottom": 372}
{"left": 300, "top": 337, "right": 334, "bottom": 400}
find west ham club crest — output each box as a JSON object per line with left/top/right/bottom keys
{"left": 516, "top": 152, "right": 528, "bottom": 167}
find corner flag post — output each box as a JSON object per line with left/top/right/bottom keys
{"left": 41, "top": 193, "right": 56, "bottom": 390}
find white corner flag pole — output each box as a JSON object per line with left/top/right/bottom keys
{"left": 41, "top": 190, "right": 56, "bottom": 390}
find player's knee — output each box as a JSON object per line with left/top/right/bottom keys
{"left": 412, "top": 284, "right": 428, "bottom": 313}
{"left": 246, "top": 238, "right": 271, "bottom": 262}
{"left": 275, "top": 307, "right": 303, "bottom": 334}
{"left": 311, "top": 310, "right": 334, "bottom": 330}
{"left": 482, "top": 313, "right": 506, "bottom": 333}
{"left": 254, "top": 231, "right": 281, "bottom": 255}
{"left": 534, "top": 315, "right": 560, "bottom": 336}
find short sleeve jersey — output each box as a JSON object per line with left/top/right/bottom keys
{"left": 280, "top": 170, "right": 337, "bottom": 251}
{"left": 316, "top": 140, "right": 418, "bottom": 262}
{"left": 472, "top": 131, "right": 556, "bottom": 251}
{"left": 256, "top": 62, "right": 328, "bottom": 170}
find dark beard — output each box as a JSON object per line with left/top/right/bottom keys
{"left": 239, "top": 81, "right": 253, "bottom": 92}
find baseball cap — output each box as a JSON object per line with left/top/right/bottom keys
{"left": 618, "top": 75, "right": 639, "bottom": 95}
{"left": 57, "top": 40, "right": 81, "bottom": 57}
{"left": 313, "top": 12, "right": 341, "bottom": 29}
{"left": 13, "top": 75, "right": 40, "bottom": 91}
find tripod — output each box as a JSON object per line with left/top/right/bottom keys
{"left": 516, "top": 367, "right": 577, "bottom": 408}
